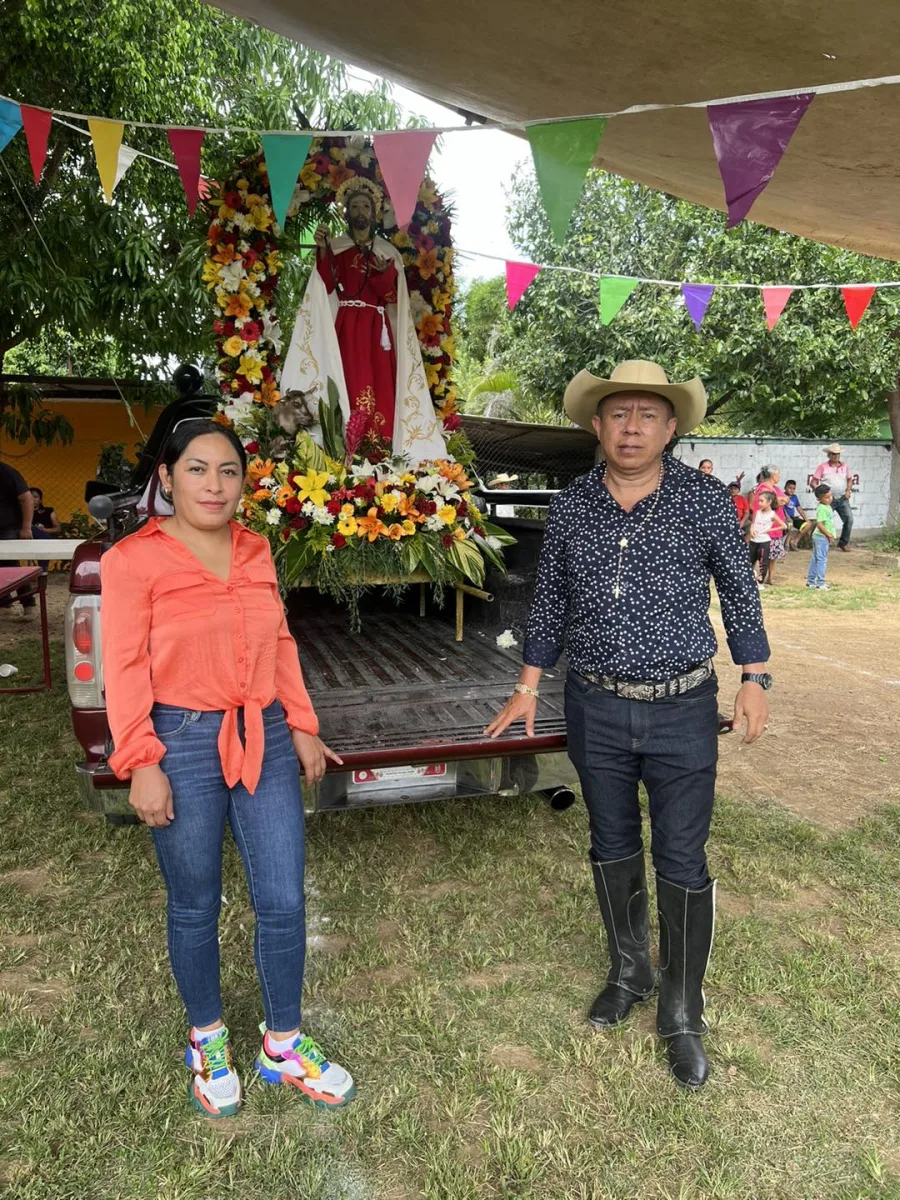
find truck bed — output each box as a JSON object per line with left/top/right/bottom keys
{"left": 290, "top": 610, "right": 567, "bottom": 767}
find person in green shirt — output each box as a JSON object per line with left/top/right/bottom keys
{"left": 807, "top": 485, "right": 836, "bottom": 590}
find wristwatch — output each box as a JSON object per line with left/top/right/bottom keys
{"left": 741, "top": 672, "right": 773, "bottom": 690}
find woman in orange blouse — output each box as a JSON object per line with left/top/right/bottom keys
{"left": 101, "top": 419, "right": 354, "bottom": 1118}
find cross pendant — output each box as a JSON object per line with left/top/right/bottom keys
{"left": 619, "top": 537, "right": 628, "bottom": 548}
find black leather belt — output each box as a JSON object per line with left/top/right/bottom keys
{"left": 577, "top": 659, "right": 715, "bottom": 701}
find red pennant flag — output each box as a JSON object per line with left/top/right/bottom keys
{"left": 761, "top": 286, "right": 794, "bottom": 330}
{"left": 21, "top": 105, "right": 52, "bottom": 184}
{"left": 373, "top": 130, "right": 437, "bottom": 230}
{"left": 506, "top": 261, "right": 542, "bottom": 310}
{"left": 841, "top": 285, "right": 876, "bottom": 330}
{"left": 167, "top": 128, "right": 205, "bottom": 216}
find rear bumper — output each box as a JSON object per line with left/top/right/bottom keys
{"left": 75, "top": 763, "right": 132, "bottom": 814}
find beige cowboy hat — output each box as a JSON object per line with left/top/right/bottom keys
{"left": 824, "top": 442, "right": 843, "bottom": 454}
{"left": 488, "top": 473, "right": 519, "bottom": 487}
{"left": 564, "top": 359, "right": 707, "bottom": 436}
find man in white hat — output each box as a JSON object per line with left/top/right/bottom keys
{"left": 486, "top": 360, "right": 771, "bottom": 1090}
{"left": 811, "top": 444, "right": 854, "bottom": 551}
{"left": 488, "top": 473, "right": 519, "bottom": 518}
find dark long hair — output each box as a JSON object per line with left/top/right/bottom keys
{"left": 161, "top": 419, "right": 247, "bottom": 478}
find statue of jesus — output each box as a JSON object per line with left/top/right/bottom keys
{"left": 281, "top": 175, "right": 447, "bottom": 463}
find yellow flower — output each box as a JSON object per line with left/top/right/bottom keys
{"left": 438, "top": 504, "right": 457, "bottom": 525}
{"left": 329, "top": 146, "right": 346, "bottom": 162}
{"left": 217, "top": 204, "right": 236, "bottom": 221}
{"left": 424, "top": 361, "right": 440, "bottom": 389}
{"left": 249, "top": 204, "right": 273, "bottom": 232}
{"left": 337, "top": 515, "right": 358, "bottom": 536}
{"left": 400, "top": 473, "right": 417, "bottom": 486}
{"left": 401, "top": 519, "right": 416, "bottom": 536}
{"left": 236, "top": 178, "right": 249, "bottom": 190}
{"left": 392, "top": 231, "right": 411, "bottom": 249}
{"left": 340, "top": 503, "right": 355, "bottom": 519}
{"left": 295, "top": 470, "right": 331, "bottom": 507}
{"left": 300, "top": 163, "right": 320, "bottom": 190}
{"left": 453, "top": 526, "right": 467, "bottom": 540}
{"left": 418, "top": 182, "right": 438, "bottom": 208}
{"left": 245, "top": 194, "right": 263, "bottom": 207}
{"left": 266, "top": 250, "right": 282, "bottom": 274}
{"left": 426, "top": 219, "right": 440, "bottom": 235}
{"left": 201, "top": 259, "right": 221, "bottom": 287}
{"left": 439, "top": 334, "right": 456, "bottom": 359}
{"left": 379, "top": 493, "right": 399, "bottom": 514}
{"left": 221, "top": 335, "right": 243, "bottom": 357}
{"left": 237, "top": 353, "right": 264, "bottom": 383}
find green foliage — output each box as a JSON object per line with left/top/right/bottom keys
{"left": 318, "top": 378, "right": 346, "bottom": 463}
{"left": 463, "top": 169, "right": 900, "bottom": 438}
{"left": 96, "top": 442, "right": 140, "bottom": 490}
{"left": 59, "top": 509, "right": 97, "bottom": 539}
{"left": 0, "top": 0, "right": 410, "bottom": 440}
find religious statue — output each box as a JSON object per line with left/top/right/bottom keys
{"left": 280, "top": 175, "right": 447, "bottom": 463}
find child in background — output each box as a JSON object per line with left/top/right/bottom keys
{"left": 729, "top": 481, "right": 749, "bottom": 528}
{"left": 783, "top": 480, "right": 808, "bottom": 550}
{"left": 748, "top": 490, "right": 786, "bottom": 587}
{"left": 807, "top": 484, "right": 836, "bottom": 590}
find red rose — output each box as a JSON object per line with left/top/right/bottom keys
{"left": 219, "top": 381, "right": 232, "bottom": 394}
{"left": 222, "top": 231, "right": 238, "bottom": 246}
{"left": 442, "top": 534, "right": 453, "bottom": 548}
{"left": 225, "top": 190, "right": 242, "bottom": 208}
{"left": 240, "top": 321, "right": 262, "bottom": 343}
{"left": 285, "top": 497, "right": 302, "bottom": 514}
{"left": 420, "top": 499, "right": 437, "bottom": 516}
{"left": 290, "top": 516, "right": 309, "bottom": 530}
{"left": 254, "top": 239, "right": 266, "bottom": 252}
{"left": 235, "top": 375, "right": 252, "bottom": 392}
{"left": 331, "top": 533, "right": 347, "bottom": 549}
{"left": 443, "top": 413, "right": 462, "bottom": 433}
{"left": 213, "top": 319, "right": 227, "bottom": 335}
{"left": 325, "top": 499, "right": 342, "bottom": 516}
{"left": 243, "top": 248, "right": 258, "bottom": 267}
{"left": 244, "top": 441, "right": 259, "bottom": 454}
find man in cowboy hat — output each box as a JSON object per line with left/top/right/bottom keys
{"left": 488, "top": 473, "right": 519, "bottom": 518}
{"left": 487, "top": 360, "right": 771, "bottom": 1090}
{"left": 811, "top": 444, "right": 854, "bottom": 551}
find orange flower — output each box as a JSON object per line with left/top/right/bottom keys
{"left": 387, "top": 523, "right": 404, "bottom": 541}
{"left": 438, "top": 460, "right": 472, "bottom": 490}
{"left": 416, "top": 311, "right": 444, "bottom": 339}
{"left": 274, "top": 485, "right": 294, "bottom": 508}
{"left": 356, "top": 507, "right": 386, "bottom": 542}
{"left": 223, "top": 292, "right": 252, "bottom": 319}
{"left": 252, "top": 488, "right": 269, "bottom": 501}
{"left": 398, "top": 494, "right": 421, "bottom": 521}
{"left": 453, "top": 526, "right": 467, "bottom": 540}
{"left": 259, "top": 380, "right": 280, "bottom": 407}
{"left": 327, "top": 162, "right": 355, "bottom": 191}
{"left": 416, "top": 248, "right": 440, "bottom": 280}
{"left": 247, "top": 457, "right": 276, "bottom": 484}
{"left": 213, "top": 411, "right": 233, "bottom": 428}
{"left": 437, "top": 397, "right": 458, "bottom": 420}
{"left": 212, "top": 244, "right": 240, "bottom": 265}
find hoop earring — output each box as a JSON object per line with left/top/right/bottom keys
{"left": 160, "top": 487, "right": 173, "bottom": 503}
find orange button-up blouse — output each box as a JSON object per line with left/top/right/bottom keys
{"left": 100, "top": 518, "right": 319, "bottom": 795}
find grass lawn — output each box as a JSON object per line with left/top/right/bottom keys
{"left": 1, "top": 637, "right": 900, "bottom": 1199}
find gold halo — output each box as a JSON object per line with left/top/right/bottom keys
{"left": 335, "top": 175, "right": 383, "bottom": 221}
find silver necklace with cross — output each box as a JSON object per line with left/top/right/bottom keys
{"left": 602, "top": 458, "right": 666, "bottom": 600}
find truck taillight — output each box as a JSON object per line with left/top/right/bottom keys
{"left": 66, "top": 595, "right": 103, "bottom": 708}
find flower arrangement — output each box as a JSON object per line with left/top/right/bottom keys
{"left": 239, "top": 427, "right": 514, "bottom": 626}
{"left": 203, "top": 157, "right": 283, "bottom": 418}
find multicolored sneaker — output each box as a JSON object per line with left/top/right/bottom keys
{"left": 184, "top": 1026, "right": 242, "bottom": 1118}
{"left": 254, "top": 1025, "right": 355, "bottom": 1108}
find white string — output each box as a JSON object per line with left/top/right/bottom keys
{"left": 3, "top": 69, "right": 900, "bottom": 138}
{"left": 455, "top": 247, "right": 900, "bottom": 291}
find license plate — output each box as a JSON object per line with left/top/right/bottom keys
{"left": 351, "top": 762, "right": 452, "bottom": 787}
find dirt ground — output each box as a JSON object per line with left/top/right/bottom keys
{"left": 2, "top": 555, "right": 897, "bottom": 830}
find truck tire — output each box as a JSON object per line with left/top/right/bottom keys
{"left": 104, "top": 813, "right": 140, "bottom": 827}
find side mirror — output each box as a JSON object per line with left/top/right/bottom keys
{"left": 88, "top": 494, "right": 115, "bottom": 525}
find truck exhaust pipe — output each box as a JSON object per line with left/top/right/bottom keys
{"left": 540, "top": 785, "right": 576, "bottom": 812}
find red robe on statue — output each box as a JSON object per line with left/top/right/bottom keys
{"left": 317, "top": 247, "right": 398, "bottom": 442}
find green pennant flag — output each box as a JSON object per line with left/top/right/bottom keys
{"left": 526, "top": 118, "right": 607, "bottom": 244}
{"left": 600, "top": 276, "right": 639, "bottom": 325}
{"left": 261, "top": 132, "right": 314, "bottom": 230}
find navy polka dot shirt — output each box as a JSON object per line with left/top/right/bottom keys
{"left": 523, "top": 454, "right": 770, "bottom": 682}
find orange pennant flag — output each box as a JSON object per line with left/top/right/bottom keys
{"left": 88, "top": 118, "right": 125, "bottom": 202}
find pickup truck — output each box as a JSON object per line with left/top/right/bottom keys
{"left": 66, "top": 383, "right": 579, "bottom": 820}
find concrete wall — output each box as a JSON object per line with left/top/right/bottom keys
{"left": 674, "top": 437, "right": 896, "bottom": 533}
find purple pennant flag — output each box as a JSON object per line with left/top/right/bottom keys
{"left": 682, "top": 283, "right": 715, "bottom": 331}
{"left": 708, "top": 94, "right": 814, "bottom": 227}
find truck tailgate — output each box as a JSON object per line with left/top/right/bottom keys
{"left": 291, "top": 611, "right": 567, "bottom": 767}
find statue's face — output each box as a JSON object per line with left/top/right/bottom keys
{"left": 347, "top": 194, "right": 375, "bottom": 240}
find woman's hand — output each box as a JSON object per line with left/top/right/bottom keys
{"left": 484, "top": 692, "right": 537, "bottom": 739}
{"left": 291, "top": 731, "right": 343, "bottom": 785}
{"left": 129, "top": 764, "right": 174, "bottom": 827}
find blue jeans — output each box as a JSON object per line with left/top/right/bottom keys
{"left": 564, "top": 671, "right": 719, "bottom": 889}
{"left": 807, "top": 536, "right": 829, "bottom": 587}
{"left": 831, "top": 495, "right": 853, "bottom": 548}
{"left": 30, "top": 526, "right": 52, "bottom": 573}
{"left": 150, "top": 700, "right": 306, "bottom": 1031}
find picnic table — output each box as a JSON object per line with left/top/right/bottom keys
{"left": 0, "top": 567, "right": 51, "bottom": 693}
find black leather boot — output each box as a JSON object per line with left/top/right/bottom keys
{"left": 656, "top": 874, "right": 716, "bottom": 1089}
{"left": 589, "top": 850, "right": 655, "bottom": 1028}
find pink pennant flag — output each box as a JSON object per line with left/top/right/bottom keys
{"left": 761, "top": 286, "right": 794, "bottom": 330}
{"left": 708, "top": 94, "right": 814, "bottom": 226}
{"left": 21, "top": 105, "right": 52, "bottom": 184}
{"left": 506, "top": 261, "right": 542, "bottom": 310}
{"left": 167, "top": 128, "right": 205, "bottom": 216}
{"left": 841, "top": 285, "right": 876, "bottom": 330}
{"left": 373, "top": 130, "right": 437, "bottom": 230}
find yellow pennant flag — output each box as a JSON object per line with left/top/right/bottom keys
{"left": 88, "top": 118, "right": 125, "bottom": 202}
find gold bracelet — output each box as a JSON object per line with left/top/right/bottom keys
{"left": 514, "top": 683, "right": 540, "bottom": 699}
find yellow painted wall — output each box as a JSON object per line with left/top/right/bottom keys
{"left": 0, "top": 399, "right": 163, "bottom": 523}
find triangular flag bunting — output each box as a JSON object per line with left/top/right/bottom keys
{"left": 20, "top": 106, "right": 52, "bottom": 184}
{"left": 167, "top": 128, "right": 205, "bottom": 216}
{"left": 600, "top": 277, "right": 639, "bottom": 325}
{"left": 88, "top": 118, "right": 124, "bottom": 202}
{"left": 113, "top": 143, "right": 140, "bottom": 193}
{"left": 525, "top": 117, "right": 607, "bottom": 244}
{"left": 506, "top": 261, "right": 542, "bottom": 310}
{"left": 261, "top": 133, "right": 313, "bottom": 230}
{"left": 682, "top": 283, "right": 715, "bottom": 331}
{"left": 708, "top": 94, "right": 814, "bottom": 226}
{"left": 373, "top": 130, "right": 437, "bottom": 230}
{"left": 0, "top": 98, "right": 22, "bottom": 154}
{"left": 841, "top": 285, "right": 876, "bottom": 330}
{"left": 761, "top": 286, "right": 794, "bottom": 330}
